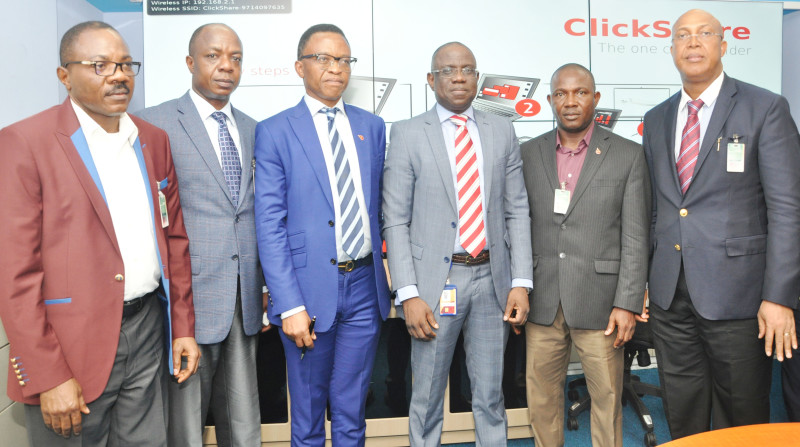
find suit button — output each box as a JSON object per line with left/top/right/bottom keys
{"left": 330, "top": 258, "right": 337, "bottom": 265}
{"left": 231, "top": 255, "right": 238, "bottom": 261}
{"left": 444, "top": 257, "right": 450, "bottom": 263}
{"left": 235, "top": 216, "right": 240, "bottom": 223}
{"left": 679, "top": 208, "right": 688, "bottom": 217}
{"left": 451, "top": 222, "right": 457, "bottom": 228}
{"left": 18, "top": 381, "right": 25, "bottom": 387}
{"left": 329, "top": 220, "right": 334, "bottom": 227}
{"left": 115, "top": 274, "right": 124, "bottom": 282}
{"left": 674, "top": 244, "right": 681, "bottom": 251}
{"left": 559, "top": 253, "right": 566, "bottom": 259}
{"left": 560, "top": 224, "right": 567, "bottom": 230}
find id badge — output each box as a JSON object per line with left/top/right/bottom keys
{"left": 554, "top": 189, "right": 570, "bottom": 215}
{"left": 727, "top": 142, "right": 745, "bottom": 173}
{"left": 158, "top": 190, "right": 169, "bottom": 228}
{"left": 440, "top": 284, "right": 457, "bottom": 316}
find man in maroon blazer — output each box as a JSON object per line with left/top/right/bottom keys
{"left": 0, "top": 21, "right": 199, "bottom": 446}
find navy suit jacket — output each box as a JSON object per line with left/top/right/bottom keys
{"left": 254, "top": 100, "right": 390, "bottom": 332}
{"left": 643, "top": 74, "right": 800, "bottom": 320}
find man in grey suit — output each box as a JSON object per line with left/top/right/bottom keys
{"left": 137, "top": 23, "right": 264, "bottom": 446}
{"left": 383, "top": 42, "right": 532, "bottom": 446}
{"left": 521, "top": 63, "right": 650, "bottom": 447}
{"left": 643, "top": 9, "right": 800, "bottom": 438}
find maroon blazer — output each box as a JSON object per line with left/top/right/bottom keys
{"left": 0, "top": 99, "right": 194, "bottom": 405}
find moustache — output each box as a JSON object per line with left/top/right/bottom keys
{"left": 108, "top": 84, "right": 130, "bottom": 95}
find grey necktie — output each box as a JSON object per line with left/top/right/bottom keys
{"left": 211, "top": 111, "right": 242, "bottom": 206}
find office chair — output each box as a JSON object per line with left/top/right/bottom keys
{"left": 565, "top": 320, "right": 663, "bottom": 447}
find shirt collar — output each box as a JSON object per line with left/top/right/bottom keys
{"left": 304, "top": 95, "right": 346, "bottom": 118}
{"left": 556, "top": 122, "right": 595, "bottom": 155}
{"left": 189, "top": 88, "right": 236, "bottom": 129}
{"left": 436, "top": 103, "right": 475, "bottom": 125}
{"left": 679, "top": 71, "right": 725, "bottom": 113}
{"left": 70, "top": 99, "right": 137, "bottom": 146}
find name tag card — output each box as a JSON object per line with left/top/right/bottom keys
{"left": 727, "top": 142, "right": 745, "bottom": 173}
{"left": 440, "top": 284, "right": 457, "bottom": 316}
{"left": 554, "top": 189, "right": 570, "bottom": 215}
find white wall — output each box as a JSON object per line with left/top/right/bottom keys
{"left": 783, "top": 11, "right": 800, "bottom": 129}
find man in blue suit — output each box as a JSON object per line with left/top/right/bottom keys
{"left": 643, "top": 9, "right": 800, "bottom": 438}
{"left": 254, "top": 23, "right": 390, "bottom": 446}
{"left": 137, "top": 23, "right": 263, "bottom": 447}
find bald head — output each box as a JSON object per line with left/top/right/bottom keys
{"left": 430, "top": 42, "right": 474, "bottom": 72}
{"left": 188, "top": 23, "right": 241, "bottom": 56}
{"left": 672, "top": 9, "right": 724, "bottom": 37}
{"left": 550, "top": 63, "right": 595, "bottom": 94}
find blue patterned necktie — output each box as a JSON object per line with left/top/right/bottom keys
{"left": 322, "top": 107, "right": 365, "bottom": 259}
{"left": 212, "top": 111, "right": 242, "bottom": 206}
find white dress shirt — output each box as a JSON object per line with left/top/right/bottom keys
{"left": 395, "top": 104, "right": 533, "bottom": 304}
{"left": 673, "top": 71, "right": 725, "bottom": 161}
{"left": 71, "top": 100, "right": 160, "bottom": 301}
{"left": 281, "top": 96, "right": 374, "bottom": 319}
{"left": 189, "top": 89, "right": 243, "bottom": 169}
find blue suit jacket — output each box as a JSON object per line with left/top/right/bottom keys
{"left": 254, "top": 100, "right": 390, "bottom": 332}
{"left": 643, "top": 74, "right": 800, "bottom": 319}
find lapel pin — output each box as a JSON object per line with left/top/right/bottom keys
{"left": 358, "top": 135, "right": 365, "bottom": 141}
{"left": 595, "top": 148, "right": 601, "bottom": 154}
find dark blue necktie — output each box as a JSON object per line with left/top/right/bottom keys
{"left": 212, "top": 111, "right": 242, "bottom": 206}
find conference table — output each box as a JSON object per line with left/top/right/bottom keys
{"left": 660, "top": 423, "right": 800, "bottom": 446}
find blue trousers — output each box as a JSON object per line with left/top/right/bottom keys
{"left": 280, "top": 263, "right": 381, "bottom": 446}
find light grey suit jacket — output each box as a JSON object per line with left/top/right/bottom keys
{"left": 137, "top": 92, "right": 263, "bottom": 344}
{"left": 521, "top": 126, "right": 650, "bottom": 330}
{"left": 383, "top": 107, "right": 532, "bottom": 312}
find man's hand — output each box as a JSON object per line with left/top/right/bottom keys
{"left": 758, "top": 300, "right": 797, "bottom": 361}
{"left": 503, "top": 287, "right": 530, "bottom": 335}
{"left": 635, "top": 291, "right": 649, "bottom": 323}
{"left": 403, "top": 297, "right": 438, "bottom": 340}
{"left": 261, "top": 290, "right": 272, "bottom": 333}
{"left": 282, "top": 310, "right": 315, "bottom": 349}
{"left": 39, "top": 378, "right": 90, "bottom": 438}
{"left": 172, "top": 337, "right": 201, "bottom": 383}
{"left": 605, "top": 308, "right": 636, "bottom": 348}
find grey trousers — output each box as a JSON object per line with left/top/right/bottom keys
{"left": 167, "top": 293, "right": 261, "bottom": 447}
{"left": 25, "top": 294, "right": 167, "bottom": 447}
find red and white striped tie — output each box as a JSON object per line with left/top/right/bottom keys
{"left": 677, "top": 99, "right": 704, "bottom": 194}
{"left": 450, "top": 114, "right": 486, "bottom": 258}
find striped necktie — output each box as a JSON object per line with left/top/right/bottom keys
{"left": 322, "top": 107, "right": 365, "bottom": 259}
{"left": 676, "top": 99, "right": 704, "bottom": 194}
{"left": 450, "top": 114, "right": 486, "bottom": 258}
{"left": 211, "top": 111, "right": 242, "bottom": 206}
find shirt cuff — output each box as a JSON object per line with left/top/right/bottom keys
{"left": 281, "top": 305, "right": 306, "bottom": 320}
{"left": 512, "top": 278, "right": 533, "bottom": 292}
{"left": 395, "top": 285, "right": 420, "bottom": 306}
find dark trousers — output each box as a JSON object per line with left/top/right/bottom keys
{"left": 25, "top": 294, "right": 167, "bottom": 446}
{"left": 782, "top": 306, "right": 800, "bottom": 421}
{"left": 650, "top": 265, "right": 771, "bottom": 439}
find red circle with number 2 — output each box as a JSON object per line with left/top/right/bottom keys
{"left": 515, "top": 99, "right": 541, "bottom": 117}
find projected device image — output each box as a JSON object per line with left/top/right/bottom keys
{"left": 343, "top": 76, "right": 396, "bottom": 115}
{"left": 473, "top": 74, "right": 540, "bottom": 121}
{"left": 593, "top": 108, "right": 622, "bottom": 131}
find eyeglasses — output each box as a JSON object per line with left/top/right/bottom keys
{"left": 299, "top": 53, "right": 357, "bottom": 71}
{"left": 62, "top": 60, "right": 142, "bottom": 76}
{"left": 430, "top": 67, "right": 479, "bottom": 78}
{"left": 672, "top": 31, "right": 723, "bottom": 42}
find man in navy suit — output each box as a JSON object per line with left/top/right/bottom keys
{"left": 643, "top": 9, "right": 800, "bottom": 438}
{"left": 254, "top": 23, "right": 390, "bottom": 446}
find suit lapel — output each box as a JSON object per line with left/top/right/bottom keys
{"left": 176, "top": 93, "right": 234, "bottom": 206}
{"left": 55, "top": 101, "right": 119, "bottom": 254}
{"left": 476, "top": 111, "right": 494, "bottom": 203}
{"left": 232, "top": 106, "right": 255, "bottom": 211}
{"left": 661, "top": 94, "right": 682, "bottom": 195}
{"left": 423, "top": 108, "right": 457, "bottom": 214}
{"left": 344, "top": 104, "right": 372, "bottom": 207}
{"left": 564, "top": 126, "right": 611, "bottom": 219}
{"left": 289, "top": 101, "right": 335, "bottom": 211}
{"left": 538, "top": 130, "right": 560, "bottom": 192}
{"left": 688, "top": 76, "right": 736, "bottom": 194}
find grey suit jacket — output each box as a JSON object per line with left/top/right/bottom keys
{"left": 643, "top": 74, "right": 800, "bottom": 320}
{"left": 382, "top": 107, "right": 533, "bottom": 312}
{"left": 521, "top": 126, "right": 650, "bottom": 330}
{"left": 137, "top": 92, "right": 264, "bottom": 344}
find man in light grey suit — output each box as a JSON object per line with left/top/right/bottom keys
{"left": 521, "top": 64, "right": 650, "bottom": 447}
{"left": 137, "top": 23, "right": 263, "bottom": 446}
{"left": 643, "top": 9, "right": 800, "bottom": 438}
{"left": 382, "top": 42, "right": 532, "bottom": 446}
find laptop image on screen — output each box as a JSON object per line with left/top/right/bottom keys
{"left": 343, "top": 76, "right": 396, "bottom": 115}
{"left": 472, "top": 74, "right": 540, "bottom": 121}
{"left": 593, "top": 108, "right": 623, "bottom": 131}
